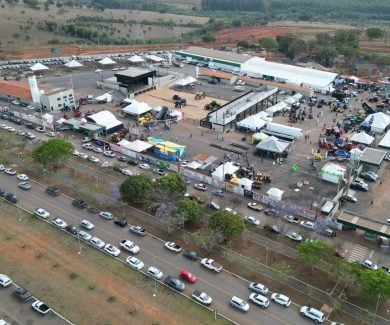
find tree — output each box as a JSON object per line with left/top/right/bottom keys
{"left": 366, "top": 28, "right": 385, "bottom": 41}
{"left": 209, "top": 210, "right": 245, "bottom": 242}
{"left": 31, "top": 139, "right": 73, "bottom": 168}
{"left": 202, "top": 31, "right": 215, "bottom": 43}
{"left": 258, "top": 37, "right": 277, "bottom": 51}
{"left": 119, "top": 174, "right": 154, "bottom": 204}
{"left": 316, "top": 33, "right": 332, "bottom": 47}
{"left": 175, "top": 197, "right": 204, "bottom": 222}
{"left": 315, "top": 46, "right": 337, "bottom": 67}
{"left": 355, "top": 268, "right": 390, "bottom": 301}
{"left": 286, "top": 38, "right": 306, "bottom": 60}
{"left": 158, "top": 173, "right": 186, "bottom": 196}
{"left": 237, "top": 40, "right": 250, "bottom": 48}
{"left": 231, "top": 19, "right": 242, "bottom": 28}
{"left": 297, "top": 241, "right": 334, "bottom": 273}
{"left": 191, "top": 228, "right": 223, "bottom": 255}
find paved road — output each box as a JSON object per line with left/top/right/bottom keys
{"left": 0, "top": 173, "right": 314, "bottom": 325}
{"left": 0, "top": 283, "right": 69, "bottom": 325}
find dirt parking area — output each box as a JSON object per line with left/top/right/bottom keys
{"left": 0, "top": 201, "right": 228, "bottom": 325}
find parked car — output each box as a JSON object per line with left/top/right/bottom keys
{"left": 147, "top": 266, "right": 163, "bottom": 279}
{"left": 34, "top": 208, "right": 50, "bottom": 219}
{"left": 264, "top": 208, "right": 277, "bottom": 216}
{"left": 78, "top": 230, "right": 92, "bottom": 241}
{"left": 126, "top": 256, "right": 144, "bottom": 270}
{"left": 72, "top": 199, "right": 87, "bottom": 209}
{"left": 4, "top": 168, "right": 16, "bottom": 175}
{"left": 88, "top": 156, "right": 100, "bottom": 164}
{"left": 321, "top": 228, "right": 336, "bottom": 237}
{"left": 300, "top": 220, "right": 316, "bottom": 230}
{"left": 0, "top": 274, "right": 12, "bottom": 287}
{"left": 248, "top": 282, "right": 268, "bottom": 295}
{"left": 164, "top": 276, "right": 185, "bottom": 292}
{"left": 194, "top": 183, "right": 207, "bottom": 191}
{"left": 183, "top": 251, "right": 198, "bottom": 261}
{"left": 103, "top": 150, "right": 116, "bottom": 158}
{"left": 192, "top": 290, "right": 213, "bottom": 305}
{"left": 46, "top": 186, "right": 60, "bottom": 196}
{"left": 99, "top": 211, "right": 113, "bottom": 220}
{"left": 360, "top": 259, "right": 378, "bottom": 271}
{"left": 153, "top": 168, "right": 166, "bottom": 175}
{"left": 207, "top": 201, "right": 220, "bottom": 210}
{"left": 139, "top": 163, "right": 150, "bottom": 170}
{"left": 360, "top": 171, "right": 378, "bottom": 182}
{"left": 284, "top": 232, "right": 303, "bottom": 242}
{"left": 104, "top": 244, "right": 121, "bottom": 257}
{"left": 13, "top": 287, "right": 32, "bottom": 302}
{"left": 165, "top": 242, "right": 182, "bottom": 253}
{"left": 350, "top": 181, "right": 368, "bottom": 191}
{"left": 244, "top": 216, "right": 260, "bottom": 226}
{"left": 5, "top": 193, "right": 18, "bottom": 203}
{"left": 300, "top": 306, "right": 325, "bottom": 323}
{"left": 247, "top": 202, "right": 262, "bottom": 211}
{"left": 230, "top": 296, "right": 250, "bottom": 312}
{"left": 211, "top": 189, "right": 224, "bottom": 197}
{"left": 271, "top": 293, "right": 291, "bottom": 307}
{"left": 120, "top": 240, "right": 140, "bottom": 254}
{"left": 249, "top": 293, "right": 269, "bottom": 308}
{"left": 52, "top": 217, "right": 67, "bottom": 229}
{"left": 31, "top": 300, "right": 51, "bottom": 315}
{"left": 264, "top": 224, "right": 280, "bottom": 234}
{"left": 180, "top": 269, "right": 197, "bottom": 283}
{"left": 130, "top": 225, "right": 147, "bottom": 236}
{"left": 16, "top": 173, "right": 29, "bottom": 181}
{"left": 92, "top": 147, "right": 103, "bottom": 154}
{"left": 87, "top": 205, "right": 99, "bottom": 213}
{"left": 127, "top": 160, "right": 138, "bottom": 166}
{"left": 18, "top": 182, "right": 31, "bottom": 190}
{"left": 66, "top": 224, "right": 78, "bottom": 235}
{"left": 114, "top": 218, "right": 128, "bottom": 227}
{"left": 90, "top": 237, "right": 105, "bottom": 249}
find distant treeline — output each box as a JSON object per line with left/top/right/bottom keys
{"left": 201, "top": 0, "right": 266, "bottom": 11}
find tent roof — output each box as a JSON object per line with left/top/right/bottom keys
{"left": 267, "top": 187, "right": 284, "bottom": 197}
{"left": 364, "top": 112, "right": 390, "bottom": 130}
{"left": 146, "top": 54, "right": 165, "bottom": 62}
{"left": 236, "top": 115, "right": 267, "bottom": 130}
{"left": 118, "top": 139, "right": 153, "bottom": 152}
{"left": 256, "top": 136, "right": 290, "bottom": 153}
{"left": 99, "top": 57, "right": 116, "bottom": 65}
{"left": 30, "top": 63, "right": 49, "bottom": 71}
{"left": 86, "top": 110, "right": 122, "bottom": 130}
{"left": 64, "top": 60, "right": 83, "bottom": 68}
{"left": 128, "top": 55, "right": 145, "bottom": 63}
{"left": 122, "top": 101, "right": 152, "bottom": 115}
{"left": 378, "top": 130, "right": 390, "bottom": 149}
{"left": 350, "top": 132, "right": 374, "bottom": 145}
{"left": 212, "top": 162, "right": 240, "bottom": 180}
{"left": 265, "top": 101, "right": 288, "bottom": 114}
{"left": 175, "top": 76, "right": 197, "bottom": 86}
{"left": 320, "top": 163, "right": 345, "bottom": 176}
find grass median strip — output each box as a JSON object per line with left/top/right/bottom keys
{"left": 0, "top": 201, "right": 231, "bottom": 325}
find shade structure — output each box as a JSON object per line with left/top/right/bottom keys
{"left": 350, "top": 132, "right": 374, "bottom": 145}
{"left": 174, "top": 76, "right": 197, "bottom": 87}
{"left": 256, "top": 136, "right": 290, "bottom": 153}
{"left": 30, "top": 63, "right": 49, "bottom": 71}
{"left": 363, "top": 112, "right": 390, "bottom": 133}
{"left": 266, "top": 187, "right": 284, "bottom": 201}
{"left": 128, "top": 55, "right": 145, "bottom": 63}
{"left": 146, "top": 54, "right": 165, "bottom": 63}
{"left": 122, "top": 101, "right": 152, "bottom": 116}
{"left": 99, "top": 57, "right": 116, "bottom": 65}
{"left": 64, "top": 60, "right": 83, "bottom": 68}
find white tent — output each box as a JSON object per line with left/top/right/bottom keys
{"left": 95, "top": 93, "right": 112, "bottom": 103}
{"left": 118, "top": 139, "right": 153, "bottom": 152}
{"left": 378, "top": 130, "right": 390, "bottom": 150}
{"left": 175, "top": 76, "right": 197, "bottom": 87}
{"left": 236, "top": 115, "right": 267, "bottom": 131}
{"left": 212, "top": 162, "right": 240, "bottom": 182}
{"left": 146, "top": 54, "right": 165, "bottom": 63}
{"left": 284, "top": 96, "right": 296, "bottom": 105}
{"left": 99, "top": 57, "right": 116, "bottom": 65}
{"left": 292, "top": 93, "right": 303, "bottom": 100}
{"left": 128, "top": 55, "right": 145, "bottom": 64}
{"left": 363, "top": 112, "right": 390, "bottom": 133}
{"left": 267, "top": 187, "right": 284, "bottom": 201}
{"left": 64, "top": 60, "right": 83, "bottom": 68}
{"left": 122, "top": 101, "right": 152, "bottom": 116}
{"left": 350, "top": 132, "right": 374, "bottom": 145}
{"left": 265, "top": 101, "right": 288, "bottom": 117}
{"left": 256, "top": 136, "right": 290, "bottom": 153}
{"left": 238, "top": 178, "right": 253, "bottom": 190}
{"left": 350, "top": 148, "right": 363, "bottom": 161}
{"left": 30, "top": 63, "right": 49, "bottom": 71}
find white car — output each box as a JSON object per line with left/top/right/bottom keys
{"left": 230, "top": 296, "right": 250, "bottom": 312}
{"left": 271, "top": 293, "right": 291, "bottom": 307}
{"left": 52, "top": 217, "right": 67, "bottom": 229}
{"left": 192, "top": 290, "right": 213, "bottom": 305}
{"left": 360, "top": 259, "right": 378, "bottom": 271}
{"left": 244, "top": 216, "right": 260, "bottom": 226}
{"left": 34, "top": 208, "right": 50, "bottom": 219}
{"left": 0, "top": 165, "right": 6, "bottom": 171}
{"left": 93, "top": 147, "right": 103, "bottom": 154}
{"left": 82, "top": 143, "right": 93, "bottom": 150}
{"left": 147, "top": 266, "right": 163, "bottom": 279}
{"left": 78, "top": 153, "right": 88, "bottom": 159}
{"left": 121, "top": 169, "right": 134, "bottom": 176}
{"left": 100, "top": 211, "right": 113, "bottom": 220}
{"left": 104, "top": 244, "right": 121, "bottom": 257}
{"left": 78, "top": 230, "right": 92, "bottom": 241}
{"left": 88, "top": 156, "right": 100, "bottom": 164}
{"left": 285, "top": 232, "right": 303, "bottom": 242}
{"left": 224, "top": 207, "right": 237, "bottom": 215}
{"left": 247, "top": 202, "right": 262, "bottom": 211}
{"left": 90, "top": 237, "right": 105, "bottom": 249}
{"left": 25, "top": 132, "right": 36, "bottom": 139}
{"left": 0, "top": 274, "right": 12, "bottom": 287}
{"left": 6, "top": 126, "right": 16, "bottom": 132}
{"left": 249, "top": 293, "right": 269, "bottom": 308}
{"left": 164, "top": 241, "right": 182, "bottom": 253}
{"left": 300, "top": 306, "right": 325, "bottom": 323}
{"left": 46, "top": 132, "right": 56, "bottom": 137}
{"left": 81, "top": 137, "right": 93, "bottom": 143}
{"left": 73, "top": 150, "right": 80, "bottom": 156}
{"left": 4, "top": 168, "right": 16, "bottom": 175}
{"left": 80, "top": 219, "right": 94, "bottom": 230}
{"left": 300, "top": 220, "right": 316, "bottom": 230}
{"left": 120, "top": 240, "right": 140, "bottom": 254}
{"left": 194, "top": 183, "right": 207, "bottom": 191}
{"left": 16, "top": 174, "right": 29, "bottom": 181}
{"left": 139, "top": 163, "right": 150, "bottom": 170}
{"left": 103, "top": 150, "right": 116, "bottom": 158}
{"left": 126, "top": 256, "right": 144, "bottom": 270}
{"left": 31, "top": 300, "right": 51, "bottom": 315}
{"left": 248, "top": 282, "right": 268, "bottom": 295}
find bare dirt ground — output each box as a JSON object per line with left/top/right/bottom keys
{"left": 0, "top": 201, "right": 228, "bottom": 325}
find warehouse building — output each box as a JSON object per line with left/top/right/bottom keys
{"left": 40, "top": 87, "right": 75, "bottom": 112}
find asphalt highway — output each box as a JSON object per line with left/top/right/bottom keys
{"left": 0, "top": 172, "right": 315, "bottom": 325}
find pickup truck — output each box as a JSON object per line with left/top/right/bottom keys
{"left": 284, "top": 215, "right": 299, "bottom": 224}
{"left": 201, "top": 258, "right": 222, "bottom": 273}
{"left": 164, "top": 242, "right": 182, "bottom": 253}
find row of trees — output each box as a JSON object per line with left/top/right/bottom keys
{"left": 201, "top": 0, "right": 266, "bottom": 12}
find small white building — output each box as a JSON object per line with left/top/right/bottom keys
{"left": 40, "top": 87, "right": 75, "bottom": 111}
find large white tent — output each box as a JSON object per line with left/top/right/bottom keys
{"left": 128, "top": 55, "right": 145, "bottom": 64}
{"left": 236, "top": 115, "right": 268, "bottom": 131}
{"left": 30, "top": 63, "right": 49, "bottom": 71}
{"left": 118, "top": 139, "right": 153, "bottom": 152}
{"left": 175, "top": 76, "right": 197, "bottom": 87}
{"left": 256, "top": 136, "right": 290, "bottom": 153}
{"left": 212, "top": 162, "right": 240, "bottom": 182}
{"left": 122, "top": 101, "right": 152, "bottom": 116}
{"left": 64, "top": 60, "right": 83, "bottom": 68}
{"left": 267, "top": 187, "right": 284, "bottom": 201}
{"left": 363, "top": 112, "right": 390, "bottom": 133}
{"left": 146, "top": 54, "right": 165, "bottom": 63}
{"left": 378, "top": 130, "right": 390, "bottom": 150}
{"left": 99, "top": 57, "right": 116, "bottom": 65}
{"left": 241, "top": 57, "right": 338, "bottom": 93}
{"left": 265, "top": 101, "right": 288, "bottom": 117}
{"left": 350, "top": 132, "right": 374, "bottom": 145}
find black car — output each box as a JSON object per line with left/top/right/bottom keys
{"left": 264, "top": 208, "right": 277, "bottom": 216}
{"left": 66, "top": 225, "right": 78, "bottom": 235}
{"left": 264, "top": 224, "right": 280, "bottom": 234}
{"left": 72, "top": 199, "right": 87, "bottom": 209}
{"left": 127, "top": 160, "right": 138, "bottom": 166}
{"left": 164, "top": 276, "right": 185, "bottom": 292}
{"left": 118, "top": 156, "right": 127, "bottom": 162}
{"left": 114, "top": 218, "right": 128, "bottom": 227}
{"left": 25, "top": 122, "right": 34, "bottom": 129}
{"left": 5, "top": 193, "right": 18, "bottom": 204}
{"left": 46, "top": 186, "right": 60, "bottom": 196}
{"left": 183, "top": 251, "right": 198, "bottom": 261}
{"left": 87, "top": 205, "right": 99, "bottom": 213}
{"left": 13, "top": 287, "right": 32, "bottom": 302}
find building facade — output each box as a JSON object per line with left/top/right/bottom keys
{"left": 40, "top": 88, "right": 75, "bottom": 112}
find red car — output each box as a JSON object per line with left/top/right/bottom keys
{"left": 180, "top": 269, "right": 197, "bottom": 283}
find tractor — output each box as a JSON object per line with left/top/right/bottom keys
{"left": 195, "top": 92, "right": 205, "bottom": 100}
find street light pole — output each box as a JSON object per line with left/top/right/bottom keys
{"left": 153, "top": 255, "right": 157, "bottom": 297}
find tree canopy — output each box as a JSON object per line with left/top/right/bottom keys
{"left": 297, "top": 241, "right": 335, "bottom": 271}
{"left": 258, "top": 37, "right": 277, "bottom": 51}
{"left": 158, "top": 173, "right": 186, "bottom": 196}
{"left": 119, "top": 174, "right": 154, "bottom": 204}
{"left": 209, "top": 210, "right": 245, "bottom": 242}
{"left": 31, "top": 138, "right": 73, "bottom": 168}
{"left": 175, "top": 197, "right": 204, "bottom": 222}
{"left": 354, "top": 267, "right": 390, "bottom": 301}
{"left": 366, "top": 28, "right": 385, "bottom": 41}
